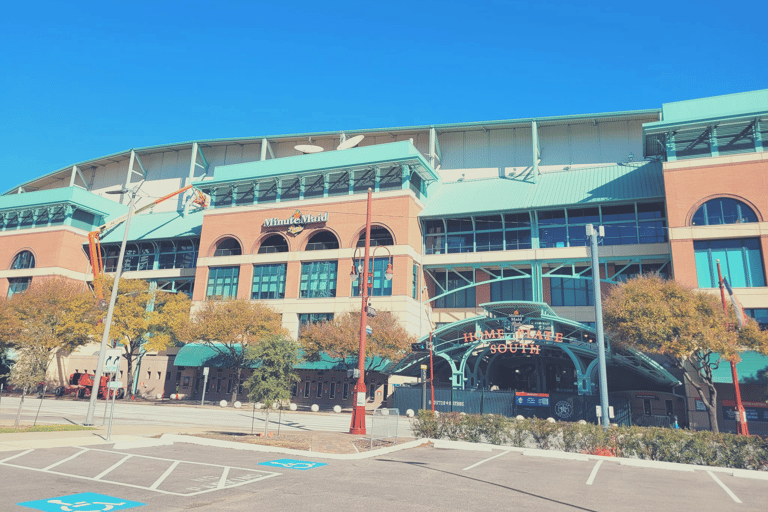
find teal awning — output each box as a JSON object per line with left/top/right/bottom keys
{"left": 0, "top": 187, "right": 127, "bottom": 218}
{"left": 98, "top": 209, "right": 203, "bottom": 244}
{"left": 712, "top": 351, "right": 768, "bottom": 385}
{"left": 418, "top": 161, "right": 664, "bottom": 218}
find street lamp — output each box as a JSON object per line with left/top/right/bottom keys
{"left": 84, "top": 181, "right": 144, "bottom": 425}
{"left": 349, "top": 188, "right": 394, "bottom": 435}
{"left": 586, "top": 224, "right": 610, "bottom": 429}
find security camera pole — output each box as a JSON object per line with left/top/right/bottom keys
{"left": 587, "top": 224, "right": 610, "bottom": 429}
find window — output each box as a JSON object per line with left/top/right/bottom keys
{"left": 343, "top": 383, "right": 349, "bottom": 400}
{"left": 694, "top": 239, "right": 765, "bottom": 288}
{"left": 306, "top": 231, "right": 339, "bottom": 251}
{"left": 357, "top": 226, "right": 394, "bottom": 247}
{"left": 291, "top": 382, "right": 298, "bottom": 397}
{"left": 446, "top": 217, "right": 474, "bottom": 253}
{"left": 538, "top": 210, "right": 567, "bottom": 248}
{"left": 504, "top": 213, "right": 532, "bottom": 250}
{"left": 206, "top": 266, "right": 240, "bottom": 299}
{"left": 329, "top": 382, "right": 336, "bottom": 399}
{"left": 433, "top": 271, "right": 476, "bottom": 308}
{"left": 213, "top": 238, "right": 241, "bottom": 257}
{"left": 158, "top": 239, "right": 198, "bottom": 269}
{"left": 11, "top": 251, "right": 35, "bottom": 269}
{"left": 424, "top": 220, "right": 445, "bottom": 255}
{"left": 368, "top": 383, "right": 376, "bottom": 399}
{"left": 746, "top": 308, "right": 768, "bottom": 329}
{"left": 303, "top": 381, "right": 310, "bottom": 398}
{"left": 316, "top": 382, "right": 323, "bottom": 398}
{"left": 300, "top": 261, "right": 337, "bottom": 298}
{"left": 252, "top": 263, "right": 286, "bottom": 299}
{"left": 412, "top": 263, "right": 420, "bottom": 299}
{"left": 692, "top": 198, "right": 758, "bottom": 226}
{"left": 7, "top": 277, "right": 31, "bottom": 298}
{"left": 351, "top": 258, "right": 392, "bottom": 297}
{"left": 550, "top": 277, "right": 594, "bottom": 306}
{"left": 258, "top": 235, "right": 288, "bottom": 254}
{"left": 123, "top": 242, "right": 156, "bottom": 271}
{"left": 643, "top": 399, "right": 652, "bottom": 416}
{"left": 490, "top": 272, "right": 532, "bottom": 302}
{"left": 298, "top": 313, "right": 334, "bottom": 334}
{"left": 475, "top": 215, "right": 503, "bottom": 252}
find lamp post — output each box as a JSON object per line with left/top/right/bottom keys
{"left": 84, "top": 182, "right": 143, "bottom": 425}
{"left": 349, "top": 188, "right": 395, "bottom": 434}
{"left": 587, "top": 224, "right": 610, "bottom": 429}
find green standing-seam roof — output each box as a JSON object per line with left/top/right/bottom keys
{"left": 0, "top": 186, "right": 127, "bottom": 217}
{"left": 204, "top": 140, "right": 437, "bottom": 186}
{"left": 418, "top": 160, "right": 664, "bottom": 218}
{"left": 174, "top": 343, "right": 394, "bottom": 372}
{"left": 712, "top": 351, "right": 768, "bottom": 385}
{"left": 644, "top": 89, "right": 768, "bottom": 132}
{"left": 98, "top": 209, "right": 204, "bottom": 244}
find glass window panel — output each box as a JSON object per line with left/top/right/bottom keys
{"left": 235, "top": 185, "right": 255, "bottom": 205}
{"left": 550, "top": 277, "right": 593, "bottom": 306}
{"left": 446, "top": 233, "right": 473, "bottom": 253}
{"left": 300, "top": 261, "right": 338, "bottom": 298}
{"left": 537, "top": 210, "right": 566, "bottom": 226}
{"left": 424, "top": 220, "right": 444, "bottom": 234}
{"left": 328, "top": 171, "right": 349, "bottom": 196}
{"left": 567, "top": 207, "right": 600, "bottom": 224}
{"left": 745, "top": 239, "right": 766, "bottom": 287}
{"left": 504, "top": 212, "right": 531, "bottom": 228}
{"left": 351, "top": 258, "right": 392, "bottom": 297}
{"left": 637, "top": 202, "right": 665, "bottom": 219}
{"left": 357, "top": 227, "right": 393, "bottom": 247}
{"left": 206, "top": 267, "right": 239, "bottom": 299}
{"left": 476, "top": 231, "right": 503, "bottom": 252}
{"left": 425, "top": 235, "right": 445, "bottom": 255}
{"left": 638, "top": 220, "right": 667, "bottom": 243}
{"left": 474, "top": 215, "right": 502, "bottom": 231}
{"left": 306, "top": 231, "right": 339, "bottom": 251}
{"left": 304, "top": 175, "right": 325, "bottom": 198}
{"left": 601, "top": 204, "right": 636, "bottom": 222}
{"left": 353, "top": 170, "right": 376, "bottom": 193}
{"left": 214, "top": 238, "right": 242, "bottom": 256}
{"left": 692, "top": 198, "right": 757, "bottom": 226}
{"left": 281, "top": 178, "right": 301, "bottom": 200}
{"left": 539, "top": 226, "right": 567, "bottom": 248}
{"left": 252, "top": 263, "right": 286, "bottom": 299}
{"left": 259, "top": 235, "right": 288, "bottom": 254}
{"left": 505, "top": 229, "right": 532, "bottom": 250}
{"left": 603, "top": 223, "right": 638, "bottom": 245}
{"left": 446, "top": 218, "right": 473, "bottom": 233}
{"left": 11, "top": 251, "right": 35, "bottom": 270}
{"left": 379, "top": 168, "right": 402, "bottom": 191}
{"left": 490, "top": 272, "right": 532, "bottom": 302}
{"left": 694, "top": 239, "right": 766, "bottom": 288}
{"left": 567, "top": 226, "right": 589, "bottom": 247}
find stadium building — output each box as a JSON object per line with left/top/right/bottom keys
{"left": 2, "top": 89, "right": 767, "bottom": 432}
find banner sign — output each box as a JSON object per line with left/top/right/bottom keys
{"left": 516, "top": 392, "right": 550, "bottom": 407}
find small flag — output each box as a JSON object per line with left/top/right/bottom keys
{"left": 722, "top": 277, "right": 747, "bottom": 329}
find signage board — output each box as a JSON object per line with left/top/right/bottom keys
{"left": 108, "top": 381, "right": 123, "bottom": 389}
{"left": 263, "top": 210, "right": 329, "bottom": 236}
{"left": 515, "top": 392, "right": 549, "bottom": 407}
{"left": 103, "top": 349, "right": 122, "bottom": 374}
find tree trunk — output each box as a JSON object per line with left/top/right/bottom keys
{"left": 683, "top": 371, "right": 719, "bottom": 433}
{"left": 264, "top": 408, "right": 270, "bottom": 436}
{"left": 124, "top": 345, "right": 134, "bottom": 397}
{"left": 231, "top": 366, "right": 241, "bottom": 405}
{"left": 14, "top": 387, "right": 27, "bottom": 428}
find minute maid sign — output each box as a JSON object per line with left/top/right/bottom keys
{"left": 264, "top": 210, "right": 329, "bottom": 236}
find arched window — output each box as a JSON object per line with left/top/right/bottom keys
{"left": 306, "top": 231, "right": 339, "bottom": 251}
{"left": 213, "top": 237, "right": 242, "bottom": 256}
{"left": 11, "top": 250, "right": 35, "bottom": 270}
{"left": 356, "top": 226, "right": 394, "bottom": 247}
{"left": 258, "top": 235, "right": 289, "bottom": 254}
{"left": 692, "top": 198, "right": 758, "bottom": 226}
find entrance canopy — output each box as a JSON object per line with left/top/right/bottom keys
{"left": 391, "top": 301, "right": 679, "bottom": 393}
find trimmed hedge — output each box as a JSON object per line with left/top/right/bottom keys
{"left": 412, "top": 411, "right": 768, "bottom": 471}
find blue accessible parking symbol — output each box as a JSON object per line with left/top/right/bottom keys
{"left": 259, "top": 458, "right": 327, "bottom": 470}
{"left": 18, "top": 492, "right": 145, "bottom": 512}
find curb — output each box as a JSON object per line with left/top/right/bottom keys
{"left": 158, "top": 434, "right": 430, "bottom": 460}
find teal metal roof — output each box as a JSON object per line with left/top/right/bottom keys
{"left": 174, "top": 343, "right": 393, "bottom": 372}
{"left": 98, "top": 209, "right": 203, "bottom": 244}
{"left": 712, "top": 351, "right": 768, "bottom": 385}
{"left": 204, "top": 141, "right": 437, "bottom": 186}
{"left": 419, "top": 161, "right": 664, "bottom": 218}
{"left": 645, "top": 89, "right": 768, "bottom": 132}
{"left": 0, "top": 187, "right": 127, "bottom": 217}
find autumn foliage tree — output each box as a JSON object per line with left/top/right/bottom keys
{"left": 178, "top": 299, "right": 285, "bottom": 404}
{"left": 299, "top": 310, "right": 416, "bottom": 374}
{"left": 603, "top": 274, "right": 768, "bottom": 433}
{"left": 96, "top": 277, "right": 191, "bottom": 394}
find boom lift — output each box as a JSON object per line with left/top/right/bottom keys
{"left": 88, "top": 184, "right": 209, "bottom": 300}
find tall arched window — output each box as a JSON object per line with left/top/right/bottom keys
{"left": 692, "top": 198, "right": 758, "bottom": 226}
{"left": 356, "top": 226, "right": 394, "bottom": 247}
{"left": 306, "top": 231, "right": 339, "bottom": 251}
{"left": 213, "top": 237, "right": 242, "bottom": 256}
{"left": 258, "top": 234, "right": 289, "bottom": 254}
{"left": 11, "top": 250, "right": 35, "bottom": 269}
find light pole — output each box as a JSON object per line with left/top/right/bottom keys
{"left": 587, "top": 224, "right": 610, "bottom": 429}
{"left": 84, "top": 182, "right": 144, "bottom": 425}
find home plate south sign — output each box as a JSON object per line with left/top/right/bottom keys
{"left": 18, "top": 492, "right": 145, "bottom": 512}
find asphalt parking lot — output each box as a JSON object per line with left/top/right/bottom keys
{"left": 3, "top": 440, "right": 768, "bottom": 511}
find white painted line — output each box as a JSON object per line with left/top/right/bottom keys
{"left": 707, "top": 470, "right": 742, "bottom": 504}
{"left": 217, "top": 466, "right": 231, "bottom": 489}
{"left": 0, "top": 449, "right": 34, "bottom": 463}
{"left": 150, "top": 460, "right": 180, "bottom": 490}
{"left": 43, "top": 448, "right": 88, "bottom": 470}
{"left": 94, "top": 455, "right": 133, "bottom": 480}
{"left": 463, "top": 450, "right": 512, "bottom": 471}
{"left": 586, "top": 460, "right": 602, "bottom": 485}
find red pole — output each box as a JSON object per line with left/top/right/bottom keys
{"left": 716, "top": 260, "right": 749, "bottom": 435}
{"left": 349, "top": 188, "right": 372, "bottom": 435}
{"left": 429, "top": 332, "right": 435, "bottom": 413}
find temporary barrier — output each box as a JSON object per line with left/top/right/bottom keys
{"left": 369, "top": 408, "right": 399, "bottom": 448}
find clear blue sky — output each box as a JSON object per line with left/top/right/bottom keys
{"left": 1, "top": 0, "right": 765, "bottom": 193}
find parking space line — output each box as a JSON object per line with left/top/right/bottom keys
{"left": 217, "top": 467, "right": 231, "bottom": 489}
{"left": 94, "top": 455, "right": 133, "bottom": 480}
{"left": 0, "top": 449, "right": 34, "bottom": 463}
{"left": 150, "top": 460, "right": 180, "bottom": 490}
{"left": 586, "top": 460, "right": 602, "bottom": 485}
{"left": 707, "top": 470, "right": 742, "bottom": 503}
{"left": 43, "top": 448, "right": 88, "bottom": 470}
{"left": 463, "top": 450, "right": 512, "bottom": 471}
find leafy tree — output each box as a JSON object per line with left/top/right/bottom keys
{"left": 96, "top": 277, "right": 191, "bottom": 395}
{"left": 244, "top": 333, "right": 301, "bottom": 435}
{"left": 179, "top": 299, "right": 284, "bottom": 404}
{"left": 603, "top": 274, "right": 768, "bottom": 433}
{"left": 1, "top": 278, "right": 99, "bottom": 426}
{"left": 299, "top": 310, "right": 416, "bottom": 374}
